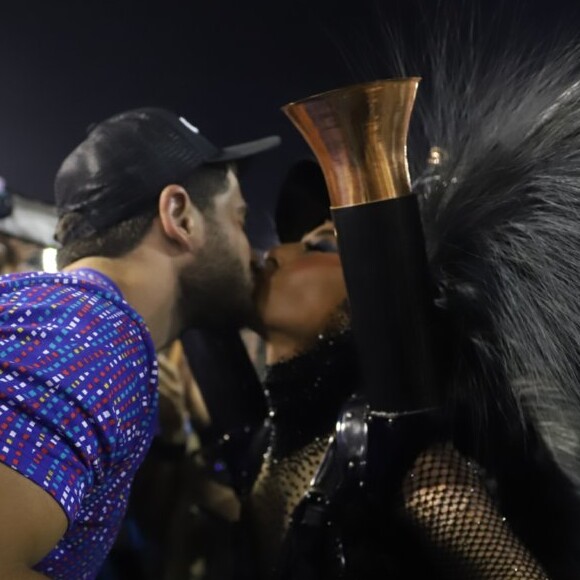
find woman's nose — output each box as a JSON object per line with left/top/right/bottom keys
{"left": 264, "top": 242, "right": 303, "bottom": 268}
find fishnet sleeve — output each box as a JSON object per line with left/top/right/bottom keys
{"left": 402, "top": 442, "right": 549, "bottom": 579}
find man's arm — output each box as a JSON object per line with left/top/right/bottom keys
{"left": 0, "top": 462, "right": 67, "bottom": 578}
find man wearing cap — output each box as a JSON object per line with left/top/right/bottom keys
{"left": 0, "top": 108, "right": 279, "bottom": 579}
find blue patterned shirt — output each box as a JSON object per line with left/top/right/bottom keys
{"left": 0, "top": 268, "right": 158, "bottom": 579}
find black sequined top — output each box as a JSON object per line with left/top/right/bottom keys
{"left": 262, "top": 330, "right": 360, "bottom": 460}
{"left": 243, "top": 330, "right": 580, "bottom": 580}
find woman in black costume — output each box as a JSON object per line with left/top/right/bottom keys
{"left": 241, "top": 43, "right": 580, "bottom": 580}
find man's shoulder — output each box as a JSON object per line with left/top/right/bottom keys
{"left": 0, "top": 270, "right": 156, "bottom": 363}
{"left": 0, "top": 269, "right": 119, "bottom": 299}
{"left": 0, "top": 270, "right": 141, "bottom": 326}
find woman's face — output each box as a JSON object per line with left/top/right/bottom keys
{"left": 253, "top": 221, "right": 348, "bottom": 348}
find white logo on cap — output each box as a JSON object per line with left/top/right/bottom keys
{"left": 179, "top": 117, "right": 200, "bottom": 134}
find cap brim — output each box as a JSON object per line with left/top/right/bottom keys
{"left": 213, "top": 135, "right": 281, "bottom": 162}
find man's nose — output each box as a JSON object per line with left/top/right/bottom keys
{"left": 251, "top": 248, "right": 266, "bottom": 269}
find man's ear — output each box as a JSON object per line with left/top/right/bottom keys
{"left": 158, "top": 184, "right": 204, "bottom": 251}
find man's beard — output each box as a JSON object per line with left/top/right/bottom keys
{"left": 178, "top": 224, "right": 258, "bottom": 330}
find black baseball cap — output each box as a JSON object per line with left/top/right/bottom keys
{"left": 54, "top": 107, "right": 281, "bottom": 242}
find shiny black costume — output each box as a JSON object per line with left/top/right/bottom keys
{"left": 199, "top": 39, "right": 580, "bottom": 580}
{"left": 248, "top": 44, "right": 580, "bottom": 579}
{"left": 249, "top": 329, "right": 580, "bottom": 579}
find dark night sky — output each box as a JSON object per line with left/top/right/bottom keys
{"left": 0, "top": 0, "right": 579, "bottom": 247}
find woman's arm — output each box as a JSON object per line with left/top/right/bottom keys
{"left": 402, "top": 443, "right": 548, "bottom": 579}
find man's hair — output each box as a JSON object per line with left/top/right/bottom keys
{"left": 56, "top": 162, "right": 232, "bottom": 269}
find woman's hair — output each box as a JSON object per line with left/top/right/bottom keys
{"left": 275, "top": 159, "right": 331, "bottom": 243}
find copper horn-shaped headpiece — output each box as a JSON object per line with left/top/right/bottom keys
{"left": 283, "top": 79, "right": 443, "bottom": 412}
